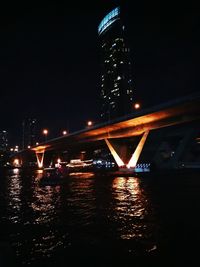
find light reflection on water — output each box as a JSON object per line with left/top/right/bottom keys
{"left": 7, "top": 170, "right": 22, "bottom": 224}
{"left": 112, "top": 176, "right": 155, "bottom": 240}
{"left": 0, "top": 170, "right": 158, "bottom": 265}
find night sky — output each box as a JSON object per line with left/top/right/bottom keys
{"left": 0, "top": 1, "right": 199, "bottom": 146}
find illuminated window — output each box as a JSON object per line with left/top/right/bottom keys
{"left": 111, "top": 88, "right": 119, "bottom": 93}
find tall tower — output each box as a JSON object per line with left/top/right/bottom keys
{"left": 22, "top": 118, "right": 37, "bottom": 149}
{"left": 0, "top": 130, "right": 8, "bottom": 152}
{"left": 98, "top": 7, "right": 134, "bottom": 121}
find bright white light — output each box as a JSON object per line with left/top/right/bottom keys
{"left": 87, "top": 121, "right": 93, "bottom": 126}
{"left": 13, "top": 168, "right": 19, "bottom": 174}
{"left": 43, "top": 129, "right": 48, "bottom": 135}
{"left": 134, "top": 103, "right": 140, "bottom": 109}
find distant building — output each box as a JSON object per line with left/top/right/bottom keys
{"left": 98, "top": 6, "right": 134, "bottom": 121}
{"left": 0, "top": 130, "right": 8, "bottom": 151}
{"left": 22, "top": 118, "right": 37, "bottom": 149}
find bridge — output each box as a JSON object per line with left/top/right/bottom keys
{"left": 13, "top": 93, "right": 200, "bottom": 170}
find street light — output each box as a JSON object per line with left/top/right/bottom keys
{"left": 62, "top": 130, "right": 67, "bottom": 136}
{"left": 87, "top": 121, "right": 93, "bottom": 127}
{"left": 43, "top": 129, "right": 48, "bottom": 142}
{"left": 134, "top": 103, "right": 141, "bottom": 110}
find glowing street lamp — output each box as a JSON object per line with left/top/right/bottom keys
{"left": 43, "top": 129, "right": 48, "bottom": 142}
{"left": 134, "top": 103, "right": 141, "bottom": 110}
{"left": 62, "top": 130, "right": 67, "bottom": 136}
{"left": 87, "top": 121, "right": 93, "bottom": 127}
{"left": 13, "top": 158, "right": 20, "bottom": 167}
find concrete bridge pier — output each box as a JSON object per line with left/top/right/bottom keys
{"left": 105, "top": 131, "right": 149, "bottom": 169}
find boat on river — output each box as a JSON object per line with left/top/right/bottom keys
{"left": 38, "top": 167, "right": 68, "bottom": 186}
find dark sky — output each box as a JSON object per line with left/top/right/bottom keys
{"left": 0, "top": 1, "right": 199, "bottom": 146}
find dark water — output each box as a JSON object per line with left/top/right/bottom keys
{"left": 0, "top": 168, "right": 200, "bottom": 266}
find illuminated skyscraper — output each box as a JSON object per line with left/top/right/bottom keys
{"left": 98, "top": 7, "right": 134, "bottom": 121}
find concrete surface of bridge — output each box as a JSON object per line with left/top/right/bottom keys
{"left": 33, "top": 93, "right": 200, "bottom": 151}
{"left": 12, "top": 93, "right": 200, "bottom": 169}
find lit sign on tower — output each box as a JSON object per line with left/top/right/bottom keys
{"left": 98, "top": 7, "right": 120, "bottom": 35}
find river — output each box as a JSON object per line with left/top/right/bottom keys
{"left": 0, "top": 168, "right": 199, "bottom": 266}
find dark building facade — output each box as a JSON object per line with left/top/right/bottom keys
{"left": 98, "top": 7, "right": 134, "bottom": 121}
{"left": 22, "top": 118, "right": 37, "bottom": 149}
{"left": 0, "top": 130, "right": 8, "bottom": 151}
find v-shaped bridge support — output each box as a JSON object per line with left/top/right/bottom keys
{"left": 33, "top": 147, "right": 46, "bottom": 169}
{"left": 105, "top": 139, "right": 125, "bottom": 167}
{"left": 35, "top": 151, "right": 45, "bottom": 169}
{"left": 105, "top": 131, "right": 149, "bottom": 169}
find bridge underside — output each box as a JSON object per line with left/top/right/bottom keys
{"left": 12, "top": 94, "right": 200, "bottom": 170}
{"left": 14, "top": 119, "right": 200, "bottom": 170}
{"left": 31, "top": 94, "right": 200, "bottom": 153}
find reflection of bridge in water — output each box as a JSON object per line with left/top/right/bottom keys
{"left": 14, "top": 93, "right": 200, "bottom": 171}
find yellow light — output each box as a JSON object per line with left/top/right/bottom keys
{"left": 134, "top": 103, "right": 140, "bottom": 109}
{"left": 35, "top": 151, "right": 45, "bottom": 169}
{"left": 127, "top": 131, "right": 149, "bottom": 168}
{"left": 87, "top": 121, "right": 93, "bottom": 127}
{"left": 13, "top": 159, "right": 19, "bottom": 166}
{"left": 32, "top": 145, "right": 49, "bottom": 152}
{"left": 105, "top": 139, "right": 125, "bottom": 167}
{"left": 43, "top": 129, "right": 48, "bottom": 135}
{"left": 37, "top": 169, "right": 43, "bottom": 174}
